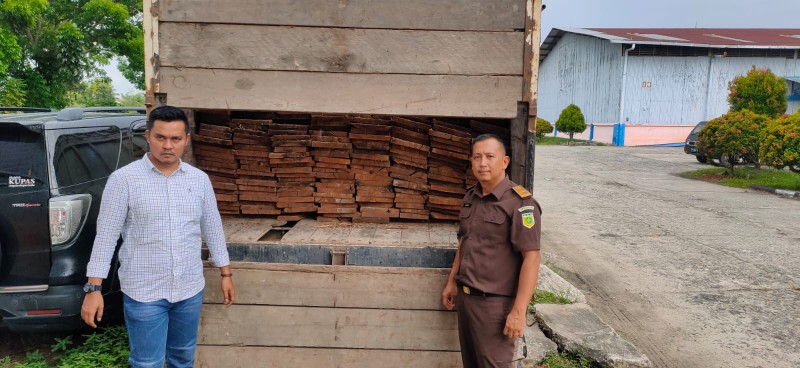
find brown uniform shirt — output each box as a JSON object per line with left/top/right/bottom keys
{"left": 456, "top": 176, "right": 542, "bottom": 296}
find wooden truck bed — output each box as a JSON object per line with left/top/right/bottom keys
{"left": 197, "top": 218, "right": 461, "bottom": 367}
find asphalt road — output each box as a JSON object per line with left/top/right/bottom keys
{"left": 534, "top": 145, "right": 800, "bottom": 368}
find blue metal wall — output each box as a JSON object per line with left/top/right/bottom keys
{"left": 539, "top": 32, "right": 800, "bottom": 127}
{"left": 624, "top": 56, "right": 800, "bottom": 124}
{"left": 538, "top": 33, "right": 623, "bottom": 125}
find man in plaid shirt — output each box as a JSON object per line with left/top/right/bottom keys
{"left": 82, "top": 106, "right": 235, "bottom": 368}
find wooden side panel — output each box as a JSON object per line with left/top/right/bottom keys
{"left": 198, "top": 305, "right": 459, "bottom": 351}
{"left": 160, "top": 0, "right": 526, "bottom": 31}
{"left": 196, "top": 346, "right": 462, "bottom": 368}
{"left": 143, "top": 0, "right": 159, "bottom": 111}
{"left": 159, "top": 23, "right": 523, "bottom": 76}
{"left": 158, "top": 67, "right": 522, "bottom": 118}
{"left": 202, "top": 264, "right": 448, "bottom": 310}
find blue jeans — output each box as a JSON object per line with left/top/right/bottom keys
{"left": 123, "top": 291, "right": 203, "bottom": 368}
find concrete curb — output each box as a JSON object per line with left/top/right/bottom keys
{"left": 538, "top": 265, "right": 587, "bottom": 303}
{"left": 536, "top": 304, "right": 653, "bottom": 368}
{"left": 749, "top": 184, "right": 800, "bottom": 198}
{"left": 525, "top": 265, "right": 652, "bottom": 367}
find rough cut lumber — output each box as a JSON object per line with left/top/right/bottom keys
{"left": 158, "top": 67, "right": 522, "bottom": 118}
{"left": 198, "top": 304, "right": 458, "bottom": 350}
{"left": 160, "top": 23, "right": 523, "bottom": 76}
{"left": 159, "top": 0, "right": 526, "bottom": 31}
{"left": 195, "top": 346, "right": 462, "bottom": 368}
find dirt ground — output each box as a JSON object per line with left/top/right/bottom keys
{"left": 534, "top": 145, "right": 800, "bottom": 368}
{"left": 0, "top": 329, "right": 77, "bottom": 362}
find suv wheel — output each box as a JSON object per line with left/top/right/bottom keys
{"left": 695, "top": 155, "right": 708, "bottom": 164}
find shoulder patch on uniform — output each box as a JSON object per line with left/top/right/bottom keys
{"left": 517, "top": 205, "right": 537, "bottom": 212}
{"left": 512, "top": 185, "right": 532, "bottom": 199}
{"left": 521, "top": 212, "right": 535, "bottom": 228}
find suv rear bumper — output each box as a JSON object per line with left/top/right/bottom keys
{"left": 0, "top": 285, "right": 84, "bottom": 332}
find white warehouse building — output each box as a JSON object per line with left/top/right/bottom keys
{"left": 538, "top": 28, "right": 800, "bottom": 145}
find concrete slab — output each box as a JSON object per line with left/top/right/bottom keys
{"left": 536, "top": 303, "right": 652, "bottom": 368}
{"left": 515, "top": 315, "right": 558, "bottom": 367}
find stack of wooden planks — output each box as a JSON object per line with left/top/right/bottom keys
{"left": 193, "top": 121, "right": 240, "bottom": 215}
{"left": 268, "top": 115, "right": 317, "bottom": 221}
{"left": 427, "top": 119, "right": 472, "bottom": 220}
{"left": 389, "top": 117, "right": 431, "bottom": 220}
{"left": 193, "top": 112, "right": 512, "bottom": 222}
{"left": 311, "top": 115, "right": 357, "bottom": 222}
{"left": 350, "top": 117, "right": 396, "bottom": 224}
{"left": 231, "top": 119, "right": 279, "bottom": 216}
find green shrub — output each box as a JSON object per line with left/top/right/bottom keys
{"left": 555, "top": 104, "right": 587, "bottom": 144}
{"left": 760, "top": 112, "right": 800, "bottom": 173}
{"left": 536, "top": 117, "right": 554, "bottom": 138}
{"left": 54, "top": 326, "right": 129, "bottom": 368}
{"left": 697, "top": 109, "right": 770, "bottom": 175}
{"left": 728, "top": 66, "right": 787, "bottom": 118}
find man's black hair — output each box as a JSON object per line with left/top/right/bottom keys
{"left": 471, "top": 133, "right": 507, "bottom": 156}
{"left": 147, "top": 105, "right": 190, "bottom": 133}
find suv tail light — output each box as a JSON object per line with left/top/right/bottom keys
{"left": 49, "top": 194, "right": 91, "bottom": 246}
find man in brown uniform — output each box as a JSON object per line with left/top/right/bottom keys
{"left": 442, "top": 134, "right": 542, "bottom": 368}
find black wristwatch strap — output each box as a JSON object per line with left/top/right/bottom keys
{"left": 83, "top": 283, "right": 102, "bottom": 293}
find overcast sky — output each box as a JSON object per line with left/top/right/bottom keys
{"left": 105, "top": 0, "right": 800, "bottom": 95}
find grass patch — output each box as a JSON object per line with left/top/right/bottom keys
{"left": 529, "top": 289, "right": 575, "bottom": 314}
{"left": 680, "top": 166, "right": 800, "bottom": 191}
{"left": 539, "top": 351, "right": 599, "bottom": 368}
{"left": 1, "top": 326, "right": 129, "bottom": 368}
{"left": 536, "top": 136, "right": 604, "bottom": 146}
{"left": 534, "top": 290, "right": 574, "bottom": 305}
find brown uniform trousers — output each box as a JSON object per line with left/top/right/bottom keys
{"left": 457, "top": 289, "right": 517, "bottom": 368}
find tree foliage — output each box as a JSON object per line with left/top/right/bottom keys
{"left": 66, "top": 76, "right": 117, "bottom": 107}
{"left": 555, "top": 104, "right": 587, "bottom": 144}
{"left": 118, "top": 91, "right": 145, "bottom": 107}
{"left": 698, "top": 109, "right": 770, "bottom": 175}
{"left": 760, "top": 111, "right": 800, "bottom": 173}
{"left": 728, "top": 66, "right": 787, "bottom": 118}
{"left": 535, "top": 117, "right": 553, "bottom": 139}
{"left": 0, "top": 0, "right": 143, "bottom": 108}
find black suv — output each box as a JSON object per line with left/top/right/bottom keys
{"left": 0, "top": 107, "right": 146, "bottom": 331}
{"left": 684, "top": 121, "right": 709, "bottom": 163}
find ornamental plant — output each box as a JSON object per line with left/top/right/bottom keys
{"left": 555, "top": 104, "right": 587, "bottom": 144}
{"left": 697, "top": 109, "right": 770, "bottom": 175}
{"left": 760, "top": 111, "right": 800, "bottom": 173}
{"left": 728, "top": 66, "right": 787, "bottom": 118}
{"left": 535, "top": 117, "right": 553, "bottom": 138}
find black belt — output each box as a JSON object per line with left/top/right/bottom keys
{"left": 457, "top": 282, "right": 514, "bottom": 298}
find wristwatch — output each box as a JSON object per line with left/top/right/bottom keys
{"left": 83, "top": 283, "right": 102, "bottom": 293}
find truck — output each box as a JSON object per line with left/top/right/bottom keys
{"left": 143, "top": 0, "right": 543, "bottom": 366}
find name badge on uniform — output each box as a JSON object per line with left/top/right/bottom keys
{"left": 463, "top": 203, "right": 471, "bottom": 207}
{"left": 521, "top": 212, "right": 535, "bottom": 229}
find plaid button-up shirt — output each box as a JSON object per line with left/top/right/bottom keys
{"left": 87, "top": 154, "right": 230, "bottom": 303}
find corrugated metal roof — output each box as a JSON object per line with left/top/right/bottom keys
{"left": 587, "top": 28, "right": 800, "bottom": 48}
{"left": 541, "top": 28, "right": 800, "bottom": 61}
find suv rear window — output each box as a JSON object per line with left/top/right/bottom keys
{"left": 0, "top": 124, "right": 47, "bottom": 192}
{"left": 52, "top": 126, "right": 121, "bottom": 188}
{"left": 691, "top": 122, "right": 707, "bottom": 134}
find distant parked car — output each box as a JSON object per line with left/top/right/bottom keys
{"left": 684, "top": 121, "right": 708, "bottom": 163}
